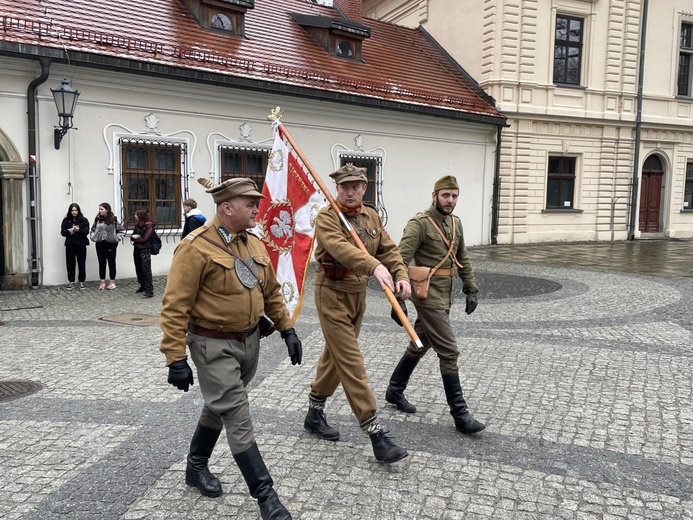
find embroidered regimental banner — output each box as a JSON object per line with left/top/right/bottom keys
{"left": 252, "top": 126, "right": 325, "bottom": 322}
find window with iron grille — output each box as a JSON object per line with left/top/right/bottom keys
{"left": 120, "top": 139, "right": 184, "bottom": 230}
{"left": 546, "top": 156, "right": 576, "bottom": 209}
{"left": 553, "top": 15, "right": 583, "bottom": 86}
{"left": 219, "top": 145, "right": 270, "bottom": 192}
{"left": 678, "top": 22, "right": 693, "bottom": 96}
{"left": 685, "top": 162, "right": 693, "bottom": 209}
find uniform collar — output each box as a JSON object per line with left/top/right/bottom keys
{"left": 212, "top": 216, "right": 247, "bottom": 245}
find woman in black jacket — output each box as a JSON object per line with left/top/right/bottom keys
{"left": 130, "top": 208, "right": 155, "bottom": 298}
{"left": 60, "top": 203, "right": 90, "bottom": 290}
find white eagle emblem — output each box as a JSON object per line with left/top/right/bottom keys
{"left": 270, "top": 210, "right": 293, "bottom": 239}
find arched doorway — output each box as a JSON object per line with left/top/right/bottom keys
{"left": 639, "top": 154, "right": 664, "bottom": 233}
{"left": 0, "top": 128, "right": 28, "bottom": 289}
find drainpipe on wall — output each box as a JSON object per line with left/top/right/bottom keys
{"left": 491, "top": 125, "right": 502, "bottom": 245}
{"left": 27, "top": 58, "right": 51, "bottom": 287}
{"left": 627, "top": 0, "right": 649, "bottom": 241}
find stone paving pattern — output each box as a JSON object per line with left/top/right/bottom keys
{"left": 0, "top": 240, "right": 692, "bottom": 519}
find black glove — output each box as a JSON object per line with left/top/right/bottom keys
{"left": 168, "top": 358, "right": 194, "bottom": 392}
{"left": 280, "top": 328, "right": 302, "bottom": 365}
{"left": 465, "top": 292, "right": 478, "bottom": 315}
{"left": 390, "top": 298, "right": 408, "bottom": 327}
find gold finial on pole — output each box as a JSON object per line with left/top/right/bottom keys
{"left": 267, "top": 106, "right": 284, "bottom": 124}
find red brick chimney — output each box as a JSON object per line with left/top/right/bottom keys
{"left": 333, "top": 0, "right": 362, "bottom": 21}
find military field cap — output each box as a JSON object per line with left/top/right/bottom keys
{"left": 197, "top": 177, "right": 265, "bottom": 204}
{"left": 329, "top": 163, "right": 368, "bottom": 184}
{"left": 434, "top": 175, "right": 459, "bottom": 191}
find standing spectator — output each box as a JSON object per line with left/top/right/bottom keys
{"left": 130, "top": 208, "right": 155, "bottom": 298}
{"left": 182, "top": 199, "right": 206, "bottom": 238}
{"left": 90, "top": 202, "right": 125, "bottom": 290}
{"left": 305, "top": 164, "right": 411, "bottom": 464}
{"left": 60, "top": 203, "right": 89, "bottom": 290}
{"left": 385, "top": 175, "right": 485, "bottom": 435}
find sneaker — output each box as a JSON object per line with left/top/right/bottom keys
{"left": 78, "top": 282, "right": 86, "bottom": 290}
{"left": 98, "top": 281, "right": 106, "bottom": 290}
{"left": 106, "top": 281, "right": 116, "bottom": 290}
{"left": 142, "top": 293, "right": 154, "bottom": 298}
{"left": 135, "top": 287, "right": 146, "bottom": 294}
{"left": 65, "top": 282, "right": 74, "bottom": 290}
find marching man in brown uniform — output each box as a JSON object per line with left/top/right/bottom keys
{"left": 304, "top": 164, "right": 412, "bottom": 464}
{"left": 160, "top": 177, "right": 302, "bottom": 520}
{"left": 385, "top": 175, "right": 486, "bottom": 435}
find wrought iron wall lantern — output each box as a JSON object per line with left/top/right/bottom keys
{"left": 50, "top": 78, "right": 80, "bottom": 150}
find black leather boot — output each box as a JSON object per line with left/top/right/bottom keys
{"left": 185, "top": 423, "right": 223, "bottom": 497}
{"left": 234, "top": 443, "right": 292, "bottom": 520}
{"left": 369, "top": 430, "right": 409, "bottom": 463}
{"left": 304, "top": 407, "right": 340, "bottom": 441}
{"left": 385, "top": 355, "right": 419, "bottom": 413}
{"left": 442, "top": 373, "right": 485, "bottom": 434}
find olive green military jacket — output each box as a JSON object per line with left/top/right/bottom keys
{"left": 159, "top": 216, "right": 292, "bottom": 366}
{"left": 314, "top": 203, "right": 409, "bottom": 294}
{"left": 398, "top": 205, "right": 478, "bottom": 310}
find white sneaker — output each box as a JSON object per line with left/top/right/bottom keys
{"left": 78, "top": 282, "right": 86, "bottom": 290}
{"left": 66, "top": 282, "right": 74, "bottom": 290}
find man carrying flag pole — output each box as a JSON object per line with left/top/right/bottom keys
{"left": 264, "top": 107, "right": 417, "bottom": 464}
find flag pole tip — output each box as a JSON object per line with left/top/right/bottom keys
{"left": 267, "top": 106, "right": 284, "bottom": 123}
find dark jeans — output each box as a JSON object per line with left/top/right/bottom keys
{"left": 65, "top": 244, "right": 87, "bottom": 283}
{"left": 134, "top": 248, "right": 153, "bottom": 294}
{"left": 95, "top": 241, "right": 118, "bottom": 280}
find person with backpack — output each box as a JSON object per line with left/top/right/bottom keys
{"left": 131, "top": 208, "right": 156, "bottom": 298}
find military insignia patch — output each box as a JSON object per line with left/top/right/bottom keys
{"left": 235, "top": 258, "right": 259, "bottom": 289}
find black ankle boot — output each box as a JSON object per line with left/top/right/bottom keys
{"left": 234, "top": 443, "right": 292, "bottom": 520}
{"left": 442, "top": 373, "right": 485, "bottom": 434}
{"left": 369, "top": 430, "right": 409, "bottom": 464}
{"left": 385, "top": 355, "right": 419, "bottom": 413}
{"left": 304, "top": 407, "right": 340, "bottom": 441}
{"left": 185, "top": 424, "right": 223, "bottom": 497}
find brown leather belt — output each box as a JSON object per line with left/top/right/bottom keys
{"left": 433, "top": 268, "right": 456, "bottom": 276}
{"left": 189, "top": 324, "right": 258, "bottom": 341}
{"left": 317, "top": 263, "right": 359, "bottom": 276}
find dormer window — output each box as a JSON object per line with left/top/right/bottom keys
{"left": 211, "top": 13, "right": 233, "bottom": 31}
{"left": 336, "top": 40, "right": 354, "bottom": 59}
{"left": 181, "top": 0, "right": 254, "bottom": 37}
{"left": 290, "top": 12, "right": 371, "bottom": 61}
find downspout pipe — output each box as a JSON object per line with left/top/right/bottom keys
{"left": 627, "top": 0, "right": 649, "bottom": 240}
{"left": 491, "top": 125, "right": 502, "bottom": 245}
{"left": 27, "top": 57, "right": 51, "bottom": 287}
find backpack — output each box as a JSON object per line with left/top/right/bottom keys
{"left": 149, "top": 227, "right": 162, "bottom": 255}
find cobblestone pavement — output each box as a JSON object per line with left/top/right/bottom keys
{"left": 1, "top": 240, "right": 692, "bottom": 519}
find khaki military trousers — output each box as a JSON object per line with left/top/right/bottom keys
{"left": 311, "top": 284, "right": 377, "bottom": 423}
{"left": 187, "top": 331, "right": 260, "bottom": 454}
{"left": 405, "top": 305, "right": 460, "bottom": 376}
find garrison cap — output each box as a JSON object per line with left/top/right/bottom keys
{"left": 198, "top": 177, "right": 265, "bottom": 204}
{"left": 434, "top": 175, "right": 459, "bottom": 191}
{"left": 329, "top": 163, "right": 368, "bottom": 184}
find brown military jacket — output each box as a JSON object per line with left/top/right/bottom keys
{"left": 398, "top": 205, "right": 478, "bottom": 310}
{"left": 314, "top": 203, "right": 409, "bottom": 293}
{"left": 159, "top": 215, "right": 292, "bottom": 365}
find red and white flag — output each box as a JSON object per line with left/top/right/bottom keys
{"left": 253, "top": 126, "right": 325, "bottom": 322}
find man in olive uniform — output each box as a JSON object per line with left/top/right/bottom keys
{"left": 160, "top": 177, "right": 302, "bottom": 520}
{"left": 385, "top": 175, "right": 485, "bottom": 435}
{"left": 304, "top": 164, "right": 412, "bottom": 464}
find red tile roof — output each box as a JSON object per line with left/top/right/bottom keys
{"left": 0, "top": 0, "right": 503, "bottom": 123}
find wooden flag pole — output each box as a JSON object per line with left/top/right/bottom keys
{"left": 267, "top": 108, "right": 423, "bottom": 349}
